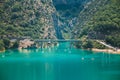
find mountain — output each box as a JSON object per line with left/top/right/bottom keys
{"left": 0, "top": 0, "right": 56, "bottom": 39}
{"left": 74, "top": 0, "right": 120, "bottom": 48}
{"left": 0, "top": 0, "right": 120, "bottom": 50}
{"left": 0, "top": 0, "right": 92, "bottom": 39}
{"left": 52, "top": 0, "right": 91, "bottom": 39}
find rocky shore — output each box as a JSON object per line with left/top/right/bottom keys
{"left": 19, "top": 39, "right": 35, "bottom": 49}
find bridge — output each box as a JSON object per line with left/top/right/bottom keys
{"left": 34, "top": 39, "right": 81, "bottom": 42}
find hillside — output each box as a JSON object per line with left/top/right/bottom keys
{"left": 0, "top": 0, "right": 120, "bottom": 50}
{"left": 53, "top": 0, "right": 91, "bottom": 39}
{"left": 74, "top": 0, "right": 120, "bottom": 48}
{"left": 0, "top": 0, "right": 56, "bottom": 39}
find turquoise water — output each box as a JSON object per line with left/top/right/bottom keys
{"left": 0, "top": 42, "right": 120, "bottom": 80}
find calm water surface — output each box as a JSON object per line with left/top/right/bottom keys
{"left": 0, "top": 43, "right": 120, "bottom": 80}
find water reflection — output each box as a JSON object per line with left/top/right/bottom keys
{"left": 19, "top": 49, "right": 40, "bottom": 54}
{"left": 0, "top": 43, "right": 120, "bottom": 80}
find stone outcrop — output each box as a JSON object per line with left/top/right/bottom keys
{"left": 19, "top": 39, "right": 34, "bottom": 49}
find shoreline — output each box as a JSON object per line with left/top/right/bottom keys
{"left": 1, "top": 47, "right": 120, "bottom": 54}
{"left": 92, "top": 48, "right": 120, "bottom": 54}
{"left": 0, "top": 49, "right": 5, "bottom": 53}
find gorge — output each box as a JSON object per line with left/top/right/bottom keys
{"left": 0, "top": 0, "right": 120, "bottom": 80}
{"left": 1, "top": 0, "right": 120, "bottom": 51}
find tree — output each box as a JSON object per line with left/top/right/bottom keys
{"left": 12, "top": 41, "right": 19, "bottom": 49}
{"left": 105, "top": 35, "right": 120, "bottom": 48}
{"left": 3, "top": 38, "right": 10, "bottom": 49}
{"left": 82, "top": 40, "right": 93, "bottom": 49}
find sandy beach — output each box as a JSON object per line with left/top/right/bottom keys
{"left": 92, "top": 48, "right": 120, "bottom": 54}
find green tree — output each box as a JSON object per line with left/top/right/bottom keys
{"left": 3, "top": 38, "right": 10, "bottom": 49}
{"left": 12, "top": 41, "right": 19, "bottom": 49}
{"left": 0, "top": 40, "right": 5, "bottom": 51}
{"left": 82, "top": 40, "right": 93, "bottom": 49}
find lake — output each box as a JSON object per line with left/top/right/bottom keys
{"left": 0, "top": 42, "right": 120, "bottom": 80}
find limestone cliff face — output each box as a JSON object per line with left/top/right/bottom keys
{"left": 52, "top": 0, "right": 91, "bottom": 39}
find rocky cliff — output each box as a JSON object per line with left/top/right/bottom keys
{"left": 0, "top": 0, "right": 119, "bottom": 47}
{"left": 0, "top": 0, "right": 91, "bottom": 39}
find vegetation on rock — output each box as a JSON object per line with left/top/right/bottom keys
{"left": 0, "top": 0, "right": 56, "bottom": 39}
{"left": 75, "top": 0, "right": 120, "bottom": 48}
{"left": 0, "top": 0, "right": 120, "bottom": 50}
